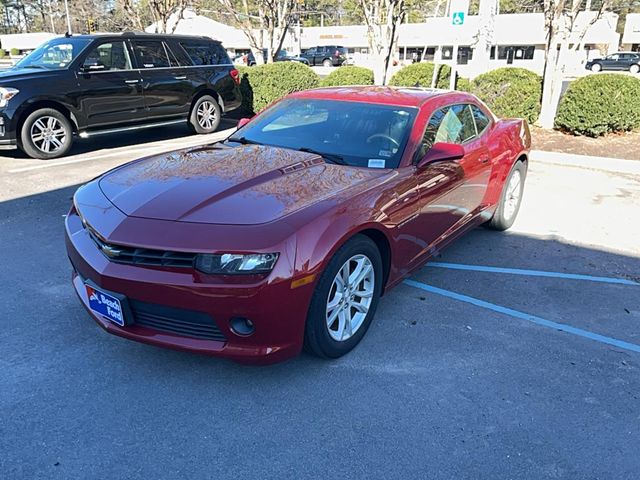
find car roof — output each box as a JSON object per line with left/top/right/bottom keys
{"left": 61, "top": 32, "right": 221, "bottom": 43}
{"left": 289, "top": 86, "right": 474, "bottom": 108}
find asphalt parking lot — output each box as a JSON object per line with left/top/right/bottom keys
{"left": 1, "top": 122, "right": 639, "bottom": 479}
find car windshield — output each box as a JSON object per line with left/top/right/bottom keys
{"left": 230, "top": 98, "right": 417, "bottom": 169}
{"left": 14, "top": 37, "right": 92, "bottom": 70}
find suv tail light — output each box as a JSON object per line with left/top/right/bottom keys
{"left": 230, "top": 69, "right": 240, "bottom": 85}
{"left": 334, "top": 50, "right": 340, "bottom": 57}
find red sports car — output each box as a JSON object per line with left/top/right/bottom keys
{"left": 66, "top": 87, "right": 530, "bottom": 364}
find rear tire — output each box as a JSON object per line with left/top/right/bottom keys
{"left": 20, "top": 108, "right": 73, "bottom": 160}
{"left": 304, "top": 235, "right": 382, "bottom": 359}
{"left": 189, "top": 95, "right": 221, "bottom": 134}
{"left": 322, "top": 58, "right": 333, "bottom": 67}
{"left": 630, "top": 64, "right": 640, "bottom": 74}
{"left": 486, "top": 161, "right": 526, "bottom": 231}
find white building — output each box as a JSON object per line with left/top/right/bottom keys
{"left": 0, "top": 32, "right": 58, "bottom": 54}
{"left": 621, "top": 13, "right": 640, "bottom": 52}
{"left": 148, "top": 9, "right": 620, "bottom": 78}
{"left": 289, "top": 12, "right": 619, "bottom": 78}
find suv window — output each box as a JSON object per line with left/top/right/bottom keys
{"left": 180, "top": 41, "right": 228, "bottom": 65}
{"left": 134, "top": 40, "right": 170, "bottom": 68}
{"left": 470, "top": 105, "right": 490, "bottom": 134}
{"left": 83, "top": 41, "right": 132, "bottom": 71}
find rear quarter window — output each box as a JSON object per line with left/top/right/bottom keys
{"left": 180, "top": 41, "right": 230, "bottom": 65}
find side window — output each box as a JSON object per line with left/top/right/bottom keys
{"left": 82, "top": 42, "right": 131, "bottom": 71}
{"left": 419, "top": 104, "right": 478, "bottom": 158}
{"left": 165, "top": 42, "right": 191, "bottom": 66}
{"left": 134, "top": 40, "right": 170, "bottom": 68}
{"left": 470, "top": 104, "right": 491, "bottom": 135}
{"left": 180, "top": 41, "right": 227, "bottom": 65}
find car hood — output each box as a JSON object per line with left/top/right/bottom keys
{"left": 99, "top": 144, "right": 387, "bottom": 225}
{"left": 0, "top": 67, "right": 58, "bottom": 83}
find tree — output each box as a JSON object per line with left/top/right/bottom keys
{"left": 536, "top": 0, "right": 611, "bottom": 128}
{"left": 215, "top": 0, "right": 294, "bottom": 64}
{"left": 358, "top": 0, "right": 406, "bottom": 85}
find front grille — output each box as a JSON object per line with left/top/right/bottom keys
{"left": 130, "top": 300, "right": 227, "bottom": 342}
{"left": 86, "top": 224, "right": 196, "bottom": 268}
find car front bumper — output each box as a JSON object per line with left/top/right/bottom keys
{"left": 65, "top": 210, "right": 314, "bottom": 365}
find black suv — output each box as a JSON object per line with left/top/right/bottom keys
{"left": 0, "top": 32, "right": 241, "bottom": 159}
{"left": 586, "top": 52, "right": 640, "bottom": 74}
{"left": 300, "top": 46, "right": 348, "bottom": 67}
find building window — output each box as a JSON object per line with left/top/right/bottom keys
{"left": 458, "top": 46, "right": 473, "bottom": 65}
{"left": 442, "top": 46, "right": 453, "bottom": 59}
{"left": 490, "top": 45, "right": 535, "bottom": 63}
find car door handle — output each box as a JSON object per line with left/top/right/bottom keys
{"left": 124, "top": 79, "right": 139, "bottom": 84}
{"left": 174, "top": 75, "right": 187, "bottom": 80}
{"left": 479, "top": 155, "right": 490, "bottom": 164}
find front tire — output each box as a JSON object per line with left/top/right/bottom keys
{"left": 591, "top": 63, "right": 602, "bottom": 72}
{"left": 189, "top": 95, "right": 221, "bottom": 134}
{"left": 304, "top": 235, "right": 383, "bottom": 359}
{"left": 486, "top": 161, "right": 526, "bottom": 231}
{"left": 20, "top": 108, "right": 73, "bottom": 160}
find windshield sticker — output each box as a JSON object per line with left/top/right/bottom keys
{"left": 378, "top": 150, "right": 392, "bottom": 157}
{"left": 368, "top": 159, "right": 386, "bottom": 169}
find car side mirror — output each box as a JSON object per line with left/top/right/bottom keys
{"left": 237, "top": 117, "right": 252, "bottom": 128}
{"left": 417, "top": 142, "right": 465, "bottom": 169}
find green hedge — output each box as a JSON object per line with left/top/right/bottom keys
{"left": 388, "top": 62, "right": 451, "bottom": 89}
{"left": 10, "top": 48, "right": 19, "bottom": 56}
{"left": 320, "top": 66, "right": 374, "bottom": 87}
{"left": 238, "top": 62, "right": 319, "bottom": 113}
{"left": 0, "top": 49, "right": 5, "bottom": 58}
{"left": 555, "top": 74, "right": 640, "bottom": 137}
{"left": 455, "top": 77, "right": 473, "bottom": 92}
{"left": 468, "top": 68, "right": 541, "bottom": 123}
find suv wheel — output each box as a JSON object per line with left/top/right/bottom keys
{"left": 630, "top": 64, "right": 640, "bottom": 74}
{"left": 322, "top": 58, "right": 333, "bottom": 67}
{"left": 20, "top": 108, "right": 73, "bottom": 160}
{"left": 591, "top": 63, "right": 602, "bottom": 72}
{"left": 189, "top": 95, "right": 221, "bottom": 134}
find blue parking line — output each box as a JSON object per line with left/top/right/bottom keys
{"left": 403, "top": 279, "right": 640, "bottom": 354}
{"left": 425, "top": 262, "right": 639, "bottom": 286}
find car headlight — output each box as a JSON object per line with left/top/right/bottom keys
{"left": 0, "top": 87, "right": 19, "bottom": 107}
{"left": 195, "top": 253, "right": 279, "bottom": 274}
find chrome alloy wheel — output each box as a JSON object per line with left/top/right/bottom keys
{"left": 196, "top": 100, "right": 217, "bottom": 130}
{"left": 503, "top": 169, "right": 522, "bottom": 221}
{"left": 30, "top": 116, "right": 67, "bottom": 154}
{"left": 326, "top": 254, "right": 375, "bottom": 342}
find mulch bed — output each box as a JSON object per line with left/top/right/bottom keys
{"left": 530, "top": 127, "right": 639, "bottom": 161}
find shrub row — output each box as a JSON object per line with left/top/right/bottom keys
{"left": 238, "top": 62, "right": 640, "bottom": 137}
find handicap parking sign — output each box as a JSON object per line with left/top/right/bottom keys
{"left": 452, "top": 12, "right": 465, "bottom": 25}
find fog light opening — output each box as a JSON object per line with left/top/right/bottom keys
{"left": 230, "top": 317, "right": 255, "bottom": 336}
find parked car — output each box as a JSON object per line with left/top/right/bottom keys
{"left": 67, "top": 86, "right": 530, "bottom": 364}
{"left": 301, "top": 46, "right": 348, "bottom": 67}
{"left": 245, "top": 48, "right": 309, "bottom": 66}
{"left": 0, "top": 32, "right": 242, "bottom": 159}
{"left": 586, "top": 52, "right": 640, "bottom": 73}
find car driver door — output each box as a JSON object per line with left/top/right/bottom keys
{"left": 408, "top": 104, "right": 492, "bottom": 263}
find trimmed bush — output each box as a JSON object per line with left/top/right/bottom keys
{"left": 0, "top": 49, "right": 5, "bottom": 58}
{"left": 238, "top": 62, "right": 319, "bottom": 113}
{"left": 10, "top": 48, "right": 19, "bottom": 56}
{"left": 320, "top": 66, "right": 374, "bottom": 87}
{"left": 455, "top": 77, "right": 473, "bottom": 92}
{"left": 388, "top": 62, "right": 451, "bottom": 89}
{"left": 555, "top": 74, "right": 640, "bottom": 137}
{"left": 469, "top": 68, "right": 541, "bottom": 123}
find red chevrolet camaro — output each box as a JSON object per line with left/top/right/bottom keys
{"left": 66, "top": 86, "right": 530, "bottom": 364}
